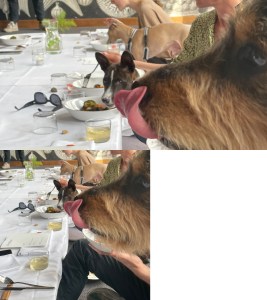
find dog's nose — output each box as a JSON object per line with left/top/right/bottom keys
{"left": 64, "top": 199, "right": 88, "bottom": 229}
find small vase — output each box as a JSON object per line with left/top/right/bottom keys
{"left": 45, "top": 20, "right": 62, "bottom": 54}
{"left": 25, "top": 161, "right": 34, "bottom": 181}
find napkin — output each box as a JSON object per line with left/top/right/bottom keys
{"left": 0, "top": 254, "right": 20, "bottom": 272}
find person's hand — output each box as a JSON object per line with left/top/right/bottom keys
{"left": 104, "top": 18, "right": 117, "bottom": 27}
{"left": 101, "top": 51, "right": 121, "bottom": 64}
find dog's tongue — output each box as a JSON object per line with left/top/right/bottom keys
{"left": 114, "top": 86, "right": 158, "bottom": 139}
{"left": 64, "top": 199, "right": 88, "bottom": 229}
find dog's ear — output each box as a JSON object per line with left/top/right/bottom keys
{"left": 95, "top": 52, "right": 111, "bottom": 71}
{"left": 68, "top": 178, "right": 76, "bottom": 191}
{"left": 120, "top": 51, "right": 135, "bottom": 73}
{"left": 53, "top": 179, "right": 62, "bottom": 191}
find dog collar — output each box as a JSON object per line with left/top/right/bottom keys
{"left": 143, "top": 27, "right": 149, "bottom": 61}
{"left": 127, "top": 28, "right": 137, "bottom": 53}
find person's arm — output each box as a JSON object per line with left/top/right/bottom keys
{"left": 88, "top": 243, "right": 150, "bottom": 284}
{"left": 110, "top": 251, "right": 150, "bottom": 284}
{"left": 102, "top": 51, "right": 165, "bottom": 72}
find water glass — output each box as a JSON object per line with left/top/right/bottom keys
{"left": 51, "top": 73, "right": 67, "bottom": 91}
{"left": 33, "top": 111, "right": 58, "bottom": 135}
{"left": 85, "top": 119, "right": 111, "bottom": 143}
{"left": 32, "top": 47, "right": 45, "bottom": 65}
{"left": 73, "top": 45, "right": 85, "bottom": 58}
{"left": 0, "top": 56, "right": 15, "bottom": 71}
{"left": 17, "top": 173, "right": 25, "bottom": 187}
{"left": 28, "top": 191, "right": 38, "bottom": 206}
{"left": 29, "top": 256, "right": 49, "bottom": 271}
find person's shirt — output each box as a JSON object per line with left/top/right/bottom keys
{"left": 77, "top": 150, "right": 96, "bottom": 166}
{"left": 100, "top": 156, "right": 122, "bottom": 186}
{"left": 138, "top": 0, "right": 171, "bottom": 28}
{"left": 172, "top": 9, "right": 216, "bottom": 63}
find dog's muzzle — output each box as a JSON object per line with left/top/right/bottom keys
{"left": 64, "top": 199, "right": 88, "bottom": 229}
{"left": 114, "top": 86, "right": 158, "bottom": 139}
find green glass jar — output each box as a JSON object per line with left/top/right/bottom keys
{"left": 25, "top": 161, "right": 34, "bottom": 181}
{"left": 45, "top": 20, "right": 62, "bottom": 54}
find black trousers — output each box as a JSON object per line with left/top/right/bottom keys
{"left": 57, "top": 239, "right": 150, "bottom": 300}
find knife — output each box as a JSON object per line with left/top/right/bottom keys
{"left": 0, "top": 287, "right": 54, "bottom": 291}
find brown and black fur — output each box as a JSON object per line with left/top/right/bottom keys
{"left": 76, "top": 150, "right": 150, "bottom": 255}
{"left": 130, "top": 0, "right": 267, "bottom": 149}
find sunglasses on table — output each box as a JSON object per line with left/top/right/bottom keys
{"left": 8, "top": 201, "right": 35, "bottom": 213}
{"left": 14, "top": 92, "right": 62, "bottom": 112}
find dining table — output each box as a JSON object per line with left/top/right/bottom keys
{"left": 0, "top": 31, "right": 129, "bottom": 150}
{"left": 0, "top": 167, "right": 70, "bottom": 300}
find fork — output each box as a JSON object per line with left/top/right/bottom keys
{"left": 46, "top": 186, "right": 56, "bottom": 201}
{"left": 82, "top": 64, "right": 99, "bottom": 88}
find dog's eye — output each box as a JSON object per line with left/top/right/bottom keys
{"left": 142, "top": 180, "right": 150, "bottom": 189}
{"left": 238, "top": 44, "right": 266, "bottom": 67}
{"left": 252, "top": 54, "right": 266, "bottom": 66}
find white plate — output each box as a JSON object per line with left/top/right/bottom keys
{"left": 0, "top": 45, "right": 24, "bottom": 53}
{"left": 82, "top": 228, "right": 111, "bottom": 253}
{"left": 35, "top": 205, "right": 66, "bottom": 219}
{"left": 0, "top": 34, "right": 31, "bottom": 46}
{"left": 63, "top": 96, "right": 119, "bottom": 121}
{"left": 90, "top": 40, "right": 108, "bottom": 52}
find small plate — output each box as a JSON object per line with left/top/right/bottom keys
{"left": 0, "top": 34, "right": 31, "bottom": 46}
{"left": 90, "top": 40, "right": 108, "bottom": 52}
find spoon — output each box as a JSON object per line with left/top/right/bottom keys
{"left": 0, "top": 275, "right": 53, "bottom": 288}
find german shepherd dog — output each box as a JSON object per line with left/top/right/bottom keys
{"left": 64, "top": 151, "right": 150, "bottom": 256}
{"left": 95, "top": 51, "right": 143, "bottom": 108}
{"left": 54, "top": 179, "right": 79, "bottom": 207}
{"left": 114, "top": 0, "right": 267, "bottom": 150}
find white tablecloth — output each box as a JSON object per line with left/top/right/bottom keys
{"left": 0, "top": 169, "right": 69, "bottom": 300}
{"left": 0, "top": 33, "right": 123, "bottom": 149}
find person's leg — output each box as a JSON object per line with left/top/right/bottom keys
{"left": 7, "top": 0, "right": 19, "bottom": 22}
{"left": 57, "top": 240, "right": 150, "bottom": 300}
{"left": 3, "top": 151, "right": 10, "bottom": 163}
{"left": 2, "top": 151, "right": 11, "bottom": 169}
{"left": 32, "top": 0, "right": 44, "bottom": 21}
{"left": 16, "top": 150, "right": 25, "bottom": 163}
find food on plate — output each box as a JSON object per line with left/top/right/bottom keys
{"left": 10, "top": 36, "right": 17, "bottom": 39}
{"left": 46, "top": 206, "right": 62, "bottom": 213}
{"left": 81, "top": 99, "right": 109, "bottom": 111}
{"left": 94, "top": 84, "right": 104, "bottom": 88}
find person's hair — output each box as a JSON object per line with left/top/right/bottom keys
{"left": 153, "top": 0, "right": 163, "bottom": 8}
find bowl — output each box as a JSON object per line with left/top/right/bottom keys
{"left": 90, "top": 40, "right": 108, "bottom": 52}
{"left": 63, "top": 96, "right": 119, "bottom": 121}
{"left": 35, "top": 205, "right": 66, "bottom": 219}
{"left": 0, "top": 34, "right": 31, "bottom": 46}
{"left": 82, "top": 228, "right": 111, "bottom": 253}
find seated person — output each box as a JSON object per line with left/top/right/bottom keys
{"left": 57, "top": 150, "right": 149, "bottom": 300}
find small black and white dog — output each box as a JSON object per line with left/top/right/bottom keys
{"left": 95, "top": 51, "right": 144, "bottom": 108}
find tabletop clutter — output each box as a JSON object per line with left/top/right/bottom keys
{"left": 0, "top": 167, "right": 73, "bottom": 299}
{"left": 0, "top": 29, "right": 129, "bottom": 149}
